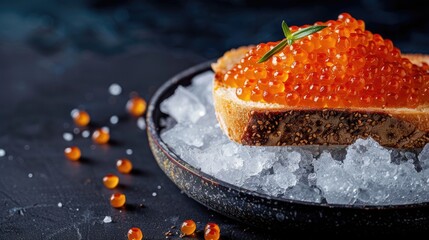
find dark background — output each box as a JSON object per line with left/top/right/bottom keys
{"left": 0, "top": 0, "right": 428, "bottom": 239}
{"left": 0, "top": 0, "right": 428, "bottom": 58}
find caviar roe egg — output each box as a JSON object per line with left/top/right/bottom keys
{"left": 116, "top": 159, "right": 133, "bottom": 174}
{"left": 110, "top": 193, "right": 126, "bottom": 208}
{"left": 127, "top": 227, "right": 143, "bottom": 240}
{"left": 204, "top": 222, "right": 220, "bottom": 240}
{"left": 180, "top": 220, "right": 196, "bottom": 236}
{"left": 126, "top": 97, "right": 147, "bottom": 117}
{"left": 204, "top": 228, "right": 220, "bottom": 240}
{"left": 103, "top": 174, "right": 119, "bottom": 189}
{"left": 92, "top": 127, "right": 110, "bottom": 144}
{"left": 71, "top": 109, "right": 90, "bottom": 127}
{"left": 64, "top": 146, "right": 81, "bottom": 161}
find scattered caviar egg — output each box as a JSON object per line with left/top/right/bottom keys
{"left": 204, "top": 222, "right": 220, "bottom": 233}
{"left": 218, "top": 13, "right": 429, "bottom": 109}
{"left": 103, "top": 174, "right": 119, "bottom": 189}
{"left": 92, "top": 127, "right": 110, "bottom": 144}
{"left": 116, "top": 159, "right": 133, "bottom": 174}
{"left": 126, "top": 96, "right": 147, "bottom": 117}
{"left": 64, "top": 146, "right": 81, "bottom": 161}
{"left": 71, "top": 109, "right": 90, "bottom": 127}
{"left": 180, "top": 220, "right": 196, "bottom": 236}
{"left": 110, "top": 193, "right": 126, "bottom": 208}
{"left": 204, "top": 228, "right": 220, "bottom": 240}
{"left": 127, "top": 227, "right": 143, "bottom": 240}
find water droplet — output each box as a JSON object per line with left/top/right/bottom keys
{"left": 0, "top": 149, "right": 5, "bottom": 157}
{"left": 126, "top": 149, "right": 133, "bottom": 155}
{"left": 63, "top": 132, "right": 73, "bottom": 141}
{"left": 137, "top": 117, "right": 146, "bottom": 130}
{"left": 110, "top": 115, "right": 119, "bottom": 125}
{"left": 82, "top": 130, "right": 90, "bottom": 138}
{"left": 108, "top": 83, "right": 122, "bottom": 96}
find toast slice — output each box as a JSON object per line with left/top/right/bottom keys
{"left": 212, "top": 47, "right": 429, "bottom": 148}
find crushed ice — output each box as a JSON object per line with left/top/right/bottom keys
{"left": 0, "top": 149, "right": 5, "bottom": 157}
{"left": 160, "top": 71, "right": 429, "bottom": 205}
{"left": 103, "top": 216, "right": 112, "bottom": 223}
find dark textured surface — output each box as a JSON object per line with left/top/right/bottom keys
{"left": 1, "top": 1, "right": 429, "bottom": 239}
{"left": 0, "top": 44, "right": 278, "bottom": 239}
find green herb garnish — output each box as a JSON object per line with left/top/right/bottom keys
{"left": 258, "top": 21, "right": 326, "bottom": 63}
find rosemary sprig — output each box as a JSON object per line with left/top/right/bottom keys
{"left": 258, "top": 21, "right": 326, "bottom": 63}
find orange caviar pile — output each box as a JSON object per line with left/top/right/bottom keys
{"left": 220, "top": 13, "right": 429, "bottom": 108}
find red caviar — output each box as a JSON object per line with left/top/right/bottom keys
{"left": 219, "top": 13, "right": 429, "bottom": 108}
{"left": 103, "top": 174, "right": 119, "bottom": 189}
{"left": 204, "top": 222, "right": 220, "bottom": 233}
{"left": 180, "top": 220, "right": 196, "bottom": 236}
{"left": 204, "top": 223, "right": 220, "bottom": 240}
{"left": 92, "top": 127, "right": 110, "bottom": 144}
{"left": 126, "top": 97, "right": 147, "bottom": 117}
{"left": 64, "top": 146, "right": 81, "bottom": 161}
{"left": 127, "top": 227, "right": 143, "bottom": 240}
{"left": 110, "top": 193, "right": 126, "bottom": 208}
{"left": 204, "top": 228, "right": 220, "bottom": 240}
{"left": 71, "top": 109, "right": 90, "bottom": 127}
{"left": 116, "top": 159, "right": 133, "bottom": 174}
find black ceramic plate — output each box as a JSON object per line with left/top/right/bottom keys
{"left": 147, "top": 61, "right": 429, "bottom": 232}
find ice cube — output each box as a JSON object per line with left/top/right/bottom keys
{"left": 161, "top": 124, "right": 204, "bottom": 147}
{"left": 160, "top": 86, "right": 206, "bottom": 123}
{"left": 103, "top": 216, "right": 112, "bottom": 223}
{"left": 419, "top": 143, "right": 429, "bottom": 170}
{"left": 189, "top": 71, "right": 214, "bottom": 105}
{"left": 307, "top": 173, "right": 317, "bottom": 186}
{"left": 284, "top": 183, "right": 322, "bottom": 203}
{"left": 314, "top": 152, "right": 358, "bottom": 204}
{"left": 241, "top": 147, "right": 276, "bottom": 177}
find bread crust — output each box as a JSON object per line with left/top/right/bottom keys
{"left": 212, "top": 47, "right": 429, "bottom": 148}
